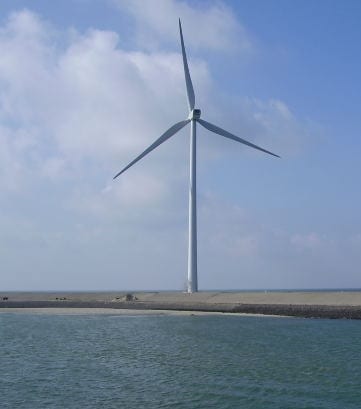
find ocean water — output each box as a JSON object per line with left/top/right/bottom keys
{"left": 0, "top": 312, "right": 360, "bottom": 408}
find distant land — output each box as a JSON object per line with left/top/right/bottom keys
{"left": 1, "top": 291, "right": 361, "bottom": 319}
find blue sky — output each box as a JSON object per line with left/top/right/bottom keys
{"left": 0, "top": 0, "right": 360, "bottom": 290}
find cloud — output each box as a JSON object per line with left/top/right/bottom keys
{"left": 0, "top": 7, "right": 302, "bottom": 197}
{"left": 112, "top": 0, "right": 252, "bottom": 53}
{"left": 290, "top": 232, "right": 324, "bottom": 250}
{"left": 198, "top": 200, "right": 361, "bottom": 289}
{"left": 0, "top": 8, "right": 304, "bottom": 190}
{"left": 0, "top": 10, "right": 208, "bottom": 191}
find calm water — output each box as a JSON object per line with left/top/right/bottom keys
{"left": 0, "top": 312, "right": 360, "bottom": 408}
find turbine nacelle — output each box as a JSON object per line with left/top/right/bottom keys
{"left": 188, "top": 109, "right": 201, "bottom": 120}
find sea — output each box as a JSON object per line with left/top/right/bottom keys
{"left": 0, "top": 311, "right": 360, "bottom": 408}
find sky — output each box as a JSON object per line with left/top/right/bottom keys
{"left": 0, "top": 0, "right": 360, "bottom": 291}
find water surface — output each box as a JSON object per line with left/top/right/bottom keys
{"left": 0, "top": 312, "right": 360, "bottom": 408}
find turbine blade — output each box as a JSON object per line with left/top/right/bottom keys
{"left": 179, "top": 19, "right": 195, "bottom": 111}
{"left": 197, "top": 119, "right": 280, "bottom": 158}
{"left": 113, "top": 120, "right": 190, "bottom": 179}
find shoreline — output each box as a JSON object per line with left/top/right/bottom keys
{"left": 1, "top": 291, "right": 361, "bottom": 319}
{"left": 0, "top": 307, "right": 283, "bottom": 318}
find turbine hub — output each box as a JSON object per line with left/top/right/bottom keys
{"left": 188, "top": 109, "right": 201, "bottom": 120}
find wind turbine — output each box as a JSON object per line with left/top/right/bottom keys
{"left": 113, "top": 19, "right": 279, "bottom": 293}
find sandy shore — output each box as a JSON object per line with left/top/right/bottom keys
{"left": 0, "top": 307, "right": 279, "bottom": 318}
{"left": 1, "top": 291, "right": 361, "bottom": 319}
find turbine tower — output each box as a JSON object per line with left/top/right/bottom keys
{"left": 113, "top": 19, "right": 279, "bottom": 293}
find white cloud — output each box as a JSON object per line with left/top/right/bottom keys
{"left": 113, "top": 0, "right": 252, "bottom": 53}
{"left": 290, "top": 232, "right": 324, "bottom": 250}
{"left": 0, "top": 8, "right": 303, "bottom": 193}
{"left": 69, "top": 172, "right": 169, "bottom": 222}
{"left": 350, "top": 234, "right": 361, "bottom": 248}
{"left": 0, "top": 9, "right": 209, "bottom": 192}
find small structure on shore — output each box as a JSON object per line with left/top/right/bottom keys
{"left": 124, "top": 293, "right": 137, "bottom": 302}
{"left": 113, "top": 294, "right": 138, "bottom": 302}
